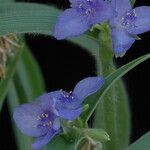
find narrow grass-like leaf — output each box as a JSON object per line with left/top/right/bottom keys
{"left": 0, "top": 3, "right": 98, "bottom": 54}
{"left": 0, "top": 41, "right": 23, "bottom": 111}
{"left": 82, "top": 53, "right": 150, "bottom": 150}
{"left": 7, "top": 43, "right": 45, "bottom": 150}
{"left": 127, "top": 132, "right": 150, "bottom": 150}
{"left": 82, "top": 53, "right": 150, "bottom": 122}
{"left": 0, "top": 3, "right": 59, "bottom": 36}
{"left": 93, "top": 26, "right": 130, "bottom": 150}
{"left": 13, "top": 46, "right": 45, "bottom": 102}
{"left": 93, "top": 79, "right": 130, "bottom": 150}
{"left": 7, "top": 81, "right": 33, "bottom": 150}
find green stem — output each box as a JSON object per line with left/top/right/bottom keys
{"left": 93, "top": 24, "right": 130, "bottom": 150}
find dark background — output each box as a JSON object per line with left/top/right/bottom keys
{"left": 0, "top": 0, "right": 150, "bottom": 149}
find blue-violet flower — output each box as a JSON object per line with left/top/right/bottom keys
{"left": 110, "top": 0, "right": 150, "bottom": 57}
{"left": 54, "top": 0, "right": 115, "bottom": 39}
{"left": 53, "top": 76, "right": 104, "bottom": 120}
{"left": 13, "top": 76, "right": 104, "bottom": 149}
{"left": 13, "top": 93, "right": 61, "bottom": 150}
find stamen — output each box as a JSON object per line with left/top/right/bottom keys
{"left": 121, "top": 10, "right": 137, "bottom": 28}
{"left": 133, "top": 9, "right": 137, "bottom": 17}
{"left": 78, "top": 4, "right": 83, "bottom": 9}
{"left": 48, "top": 121, "right": 52, "bottom": 126}
{"left": 75, "top": 0, "right": 96, "bottom": 17}
{"left": 86, "top": 8, "right": 92, "bottom": 15}
{"left": 42, "top": 121, "right": 52, "bottom": 127}
{"left": 69, "top": 91, "right": 72, "bottom": 94}
{"left": 126, "top": 12, "right": 130, "bottom": 16}
{"left": 42, "top": 113, "right": 45, "bottom": 118}
{"left": 45, "top": 114, "right": 49, "bottom": 118}
{"left": 37, "top": 115, "right": 41, "bottom": 120}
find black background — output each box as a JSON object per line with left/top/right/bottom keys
{"left": 0, "top": 0, "right": 150, "bottom": 149}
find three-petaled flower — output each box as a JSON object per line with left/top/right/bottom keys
{"left": 54, "top": 0, "right": 115, "bottom": 39}
{"left": 53, "top": 76, "right": 104, "bottom": 120}
{"left": 110, "top": 0, "right": 150, "bottom": 57}
{"left": 13, "top": 77, "right": 104, "bottom": 150}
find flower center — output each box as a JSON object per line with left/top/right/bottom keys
{"left": 35, "top": 112, "right": 53, "bottom": 128}
{"left": 60, "top": 89, "right": 74, "bottom": 100}
{"left": 75, "top": 0, "right": 97, "bottom": 16}
{"left": 121, "top": 9, "right": 137, "bottom": 28}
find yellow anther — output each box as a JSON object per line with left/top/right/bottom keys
{"left": 37, "top": 115, "right": 41, "bottom": 120}
{"left": 49, "top": 121, "right": 52, "bottom": 125}
{"left": 45, "top": 114, "right": 48, "bottom": 118}
{"left": 127, "top": 12, "right": 130, "bottom": 15}
{"left": 33, "top": 125, "right": 37, "bottom": 128}
{"left": 42, "top": 113, "right": 45, "bottom": 118}
{"left": 133, "top": 9, "right": 137, "bottom": 17}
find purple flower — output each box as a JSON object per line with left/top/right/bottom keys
{"left": 13, "top": 93, "right": 61, "bottom": 150}
{"left": 13, "top": 77, "right": 104, "bottom": 149}
{"left": 53, "top": 77, "right": 104, "bottom": 120}
{"left": 54, "top": 0, "right": 115, "bottom": 39}
{"left": 110, "top": 0, "right": 150, "bottom": 57}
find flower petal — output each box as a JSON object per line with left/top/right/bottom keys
{"left": 111, "top": 27, "right": 135, "bottom": 57}
{"left": 127, "top": 6, "right": 150, "bottom": 34}
{"left": 32, "top": 130, "right": 60, "bottom": 150}
{"left": 57, "top": 107, "right": 82, "bottom": 120}
{"left": 69, "top": 0, "right": 77, "bottom": 6}
{"left": 53, "top": 118, "right": 61, "bottom": 130}
{"left": 111, "top": 0, "right": 131, "bottom": 16}
{"left": 13, "top": 102, "right": 47, "bottom": 137}
{"left": 73, "top": 77, "right": 104, "bottom": 101}
{"left": 54, "top": 8, "right": 90, "bottom": 40}
{"left": 37, "top": 91, "right": 61, "bottom": 111}
{"left": 91, "top": 0, "right": 116, "bottom": 24}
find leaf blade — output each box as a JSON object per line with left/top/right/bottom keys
{"left": 82, "top": 53, "right": 150, "bottom": 122}
{"left": 0, "top": 40, "right": 23, "bottom": 111}
{"left": 0, "top": 3, "right": 98, "bottom": 54}
{"left": 7, "top": 42, "right": 45, "bottom": 150}
{"left": 128, "top": 132, "right": 150, "bottom": 150}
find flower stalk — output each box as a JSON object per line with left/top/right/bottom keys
{"left": 93, "top": 23, "right": 130, "bottom": 150}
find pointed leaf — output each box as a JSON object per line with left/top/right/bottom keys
{"left": 7, "top": 42, "right": 45, "bottom": 150}
{"left": 82, "top": 53, "right": 150, "bottom": 122}
{"left": 128, "top": 132, "right": 150, "bottom": 150}
{"left": 0, "top": 39, "right": 23, "bottom": 111}
{"left": 0, "top": 3, "right": 98, "bottom": 54}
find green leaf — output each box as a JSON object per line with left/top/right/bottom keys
{"left": 44, "top": 135, "right": 78, "bottom": 150}
{"left": 81, "top": 53, "right": 150, "bottom": 149}
{"left": 7, "top": 42, "right": 45, "bottom": 150}
{"left": 93, "top": 79, "right": 130, "bottom": 150}
{"left": 0, "top": 40, "right": 23, "bottom": 111}
{"left": 84, "top": 128, "right": 110, "bottom": 142}
{"left": 87, "top": 25, "right": 130, "bottom": 150}
{"left": 0, "top": 3, "right": 98, "bottom": 54}
{"left": 91, "top": 25, "right": 131, "bottom": 150}
{"left": 130, "top": 0, "right": 136, "bottom": 7}
{"left": 13, "top": 45, "right": 45, "bottom": 102}
{"left": 74, "top": 137, "right": 87, "bottom": 150}
{"left": 82, "top": 53, "right": 150, "bottom": 122}
{"left": 7, "top": 81, "right": 33, "bottom": 150}
{"left": 128, "top": 132, "right": 150, "bottom": 150}
{"left": 131, "top": 34, "right": 141, "bottom": 40}
{"left": 0, "top": 3, "right": 59, "bottom": 36}
{"left": 0, "top": 0, "right": 14, "bottom": 2}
